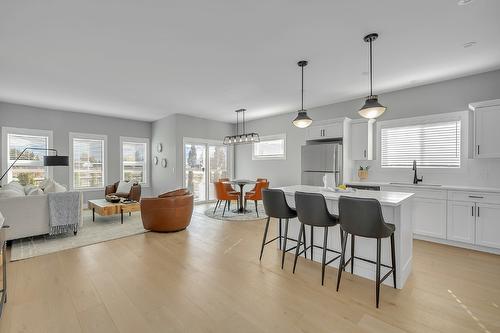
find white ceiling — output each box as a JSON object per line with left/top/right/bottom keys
{"left": 1, "top": 0, "right": 499, "bottom": 123}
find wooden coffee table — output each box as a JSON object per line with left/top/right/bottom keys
{"left": 88, "top": 199, "right": 140, "bottom": 224}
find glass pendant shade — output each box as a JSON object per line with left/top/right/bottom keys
{"left": 293, "top": 110, "right": 313, "bottom": 128}
{"left": 358, "top": 95, "right": 386, "bottom": 119}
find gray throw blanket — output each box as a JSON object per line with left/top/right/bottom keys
{"left": 48, "top": 192, "right": 82, "bottom": 235}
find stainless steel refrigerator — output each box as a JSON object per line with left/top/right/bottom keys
{"left": 301, "top": 142, "right": 343, "bottom": 186}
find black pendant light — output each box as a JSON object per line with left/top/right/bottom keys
{"left": 292, "top": 60, "right": 313, "bottom": 128}
{"left": 359, "top": 33, "right": 387, "bottom": 119}
{"left": 223, "top": 109, "right": 260, "bottom": 145}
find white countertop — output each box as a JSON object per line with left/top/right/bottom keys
{"left": 279, "top": 185, "right": 414, "bottom": 207}
{"left": 347, "top": 181, "right": 500, "bottom": 193}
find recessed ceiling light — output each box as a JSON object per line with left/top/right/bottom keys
{"left": 463, "top": 41, "right": 477, "bottom": 48}
{"left": 458, "top": 0, "right": 473, "bottom": 5}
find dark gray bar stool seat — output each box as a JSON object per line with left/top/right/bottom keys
{"left": 293, "top": 191, "right": 343, "bottom": 285}
{"left": 261, "top": 189, "right": 307, "bottom": 269}
{"left": 336, "top": 196, "right": 396, "bottom": 308}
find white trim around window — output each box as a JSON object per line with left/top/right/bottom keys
{"left": 69, "top": 132, "right": 108, "bottom": 191}
{"left": 119, "top": 136, "right": 150, "bottom": 187}
{"left": 252, "top": 133, "right": 287, "bottom": 160}
{"left": 1, "top": 126, "right": 54, "bottom": 185}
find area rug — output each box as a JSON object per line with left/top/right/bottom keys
{"left": 10, "top": 209, "right": 147, "bottom": 261}
{"left": 204, "top": 204, "right": 267, "bottom": 221}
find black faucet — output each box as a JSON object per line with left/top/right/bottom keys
{"left": 413, "top": 160, "right": 423, "bottom": 184}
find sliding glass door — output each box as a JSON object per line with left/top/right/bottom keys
{"left": 184, "top": 139, "right": 231, "bottom": 203}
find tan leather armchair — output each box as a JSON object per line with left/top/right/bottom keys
{"left": 105, "top": 181, "right": 141, "bottom": 202}
{"left": 140, "top": 189, "right": 193, "bottom": 232}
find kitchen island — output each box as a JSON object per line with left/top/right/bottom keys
{"left": 279, "top": 185, "right": 414, "bottom": 289}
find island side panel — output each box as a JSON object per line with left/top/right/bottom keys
{"left": 283, "top": 193, "right": 412, "bottom": 289}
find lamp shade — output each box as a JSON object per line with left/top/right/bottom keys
{"left": 358, "top": 95, "right": 386, "bottom": 119}
{"left": 44, "top": 155, "right": 69, "bottom": 166}
{"left": 292, "top": 111, "right": 313, "bottom": 128}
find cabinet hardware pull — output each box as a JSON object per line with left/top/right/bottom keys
{"left": 364, "top": 150, "right": 367, "bottom": 158}
{"left": 477, "top": 145, "right": 480, "bottom": 155}
{"left": 477, "top": 206, "right": 480, "bottom": 217}
{"left": 468, "top": 195, "right": 484, "bottom": 199}
{"left": 471, "top": 206, "right": 474, "bottom": 216}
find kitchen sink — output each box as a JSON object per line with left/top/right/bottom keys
{"left": 389, "top": 182, "right": 442, "bottom": 187}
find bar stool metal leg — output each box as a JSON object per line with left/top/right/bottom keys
{"left": 321, "top": 226, "right": 329, "bottom": 285}
{"left": 310, "top": 226, "right": 314, "bottom": 261}
{"left": 391, "top": 233, "right": 397, "bottom": 288}
{"left": 278, "top": 219, "right": 282, "bottom": 250}
{"left": 281, "top": 219, "right": 289, "bottom": 269}
{"left": 302, "top": 224, "right": 307, "bottom": 259}
{"left": 350, "top": 234, "right": 355, "bottom": 274}
{"left": 259, "top": 216, "right": 271, "bottom": 261}
{"left": 336, "top": 231, "right": 348, "bottom": 291}
{"left": 292, "top": 223, "right": 305, "bottom": 274}
{"left": 376, "top": 238, "right": 381, "bottom": 308}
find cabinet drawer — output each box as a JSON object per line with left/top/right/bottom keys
{"left": 447, "top": 191, "right": 500, "bottom": 204}
{"left": 381, "top": 186, "right": 447, "bottom": 200}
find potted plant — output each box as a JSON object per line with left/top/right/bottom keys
{"left": 358, "top": 166, "right": 370, "bottom": 180}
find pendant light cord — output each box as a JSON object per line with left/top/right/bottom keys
{"left": 301, "top": 64, "right": 304, "bottom": 110}
{"left": 369, "top": 38, "right": 373, "bottom": 96}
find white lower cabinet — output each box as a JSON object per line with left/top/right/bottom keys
{"left": 475, "top": 203, "right": 500, "bottom": 249}
{"left": 413, "top": 198, "right": 447, "bottom": 239}
{"left": 447, "top": 201, "right": 475, "bottom": 244}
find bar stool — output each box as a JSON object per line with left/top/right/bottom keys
{"left": 293, "top": 192, "right": 343, "bottom": 285}
{"left": 261, "top": 189, "right": 307, "bottom": 269}
{"left": 336, "top": 196, "right": 396, "bottom": 308}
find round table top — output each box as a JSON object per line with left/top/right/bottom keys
{"left": 225, "top": 179, "right": 257, "bottom": 185}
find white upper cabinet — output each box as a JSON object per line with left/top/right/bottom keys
{"left": 306, "top": 118, "right": 349, "bottom": 141}
{"left": 469, "top": 99, "right": 500, "bottom": 158}
{"left": 351, "top": 119, "right": 374, "bottom": 160}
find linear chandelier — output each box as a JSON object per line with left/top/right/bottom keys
{"left": 223, "top": 109, "right": 260, "bottom": 145}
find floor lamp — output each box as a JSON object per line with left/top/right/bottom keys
{"left": 0, "top": 147, "right": 69, "bottom": 185}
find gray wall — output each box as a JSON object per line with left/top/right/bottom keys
{"left": 235, "top": 69, "right": 500, "bottom": 188}
{"left": 151, "top": 113, "right": 234, "bottom": 195}
{"left": 0, "top": 102, "right": 152, "bottom": 201}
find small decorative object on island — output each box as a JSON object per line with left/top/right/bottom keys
{"left": 358, "top": 166, "right": 370, "bottom": 180}
{"left": 223, "top": 109, "right": 260, "bottom": 145}
{"left": 161, "top": 158, "right": 168, "bottom": 168}
{"left": 153, "top": 156, "right": 158, "bottom": 165}
{"left": 359, "top": 33, "right": 387, "bottom": 119}
{"left": 292, "top": 60, "right": 313, "bottom": 128}
{"left": 156, "top": 143, "right": 163, "bottom": 153}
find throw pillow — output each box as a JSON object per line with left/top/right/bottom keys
{"left": 0, "top": 189, "right": 25, "bottom": 199}
{"left": 4, "top": 181, "right": 25, "bottom": 195}
{"left": 43, "top": 180, "right": 67, "bottom": 193}
{"left": 27, "top": 187, "right": 44, "bottom": 196}
{"left": 116, "top": 180, "right": 133, "bottom": 194}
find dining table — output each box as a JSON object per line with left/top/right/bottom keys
{"left": 224, "top": 179, "right": 256, "bottom": 214}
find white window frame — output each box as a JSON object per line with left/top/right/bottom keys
{"left": 69, "top": 132, "right": 108, "bottom": 191}
{"left": 377, "top": 111, "right": 466, "bottom": 170}
{"left": 120, "top": 136, "right": 150, "bottom": 187}
{"left": 252, "top": 133, "right": 287, "bottom": 160}
{"left": 1, "top": 126, "right": 53, "bottom": 185}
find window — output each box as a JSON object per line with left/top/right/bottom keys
{"left": 1, "top": 127, "right": 53, "bottom": 186}
{"left": 381, "top": 120, "right": 461, "bottom": 168}
{"left": 120, "top": 137, "right": 149, "bottom": 185}
{"left": 70, "top": 133, "right": 107, "bottom": 190}
{"left": 252, "top": 134, "right": 286, "bottom": 160}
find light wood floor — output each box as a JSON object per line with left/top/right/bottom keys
{"left": 1, "top": 205, "right": 499, "bottom": 333}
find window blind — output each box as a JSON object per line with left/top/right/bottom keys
{"left": 7, "top": 133, "right": 49, "bottom": 185}
{"left": 381, "top": 120, "right": 461, "bottom": 168}
{"left": 122, "top": 141, "right": 146, "bottom": 183}
{"left": 72, "top": 138, "right": 105, "bottom": 189}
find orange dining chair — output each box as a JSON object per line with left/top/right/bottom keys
{"left": 245, "top": 180, "right": 270, "bottom": 217}
{"left": 248, "top": 178, "right": 268, "bottom": 193}
{"left": 219, "top": 178, "right": 239, "bottom": 195}
{"left": 214, "top": 181, "right": 239, "bottom": 216}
